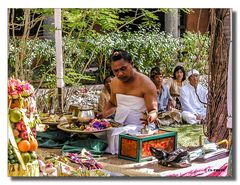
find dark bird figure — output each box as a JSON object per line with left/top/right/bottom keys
{"left": 150, "top": 146, "right": 191, "bottom": 168}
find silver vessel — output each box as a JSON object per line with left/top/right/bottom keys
{"left": 77, "top": 108, "right": 95, "bottom": 123}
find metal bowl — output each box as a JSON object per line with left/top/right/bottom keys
{"left": 77, "top": 108, "right": 95, "bottom": 123}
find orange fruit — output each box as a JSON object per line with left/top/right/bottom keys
{"left": 17, "top": 140, "right": 30, "bottom": 152}
{"left": 10, "top": 99, "right": 21, "bottom": 109}
{"left": 29, "top": 138, "right": 38, "bottom": 152}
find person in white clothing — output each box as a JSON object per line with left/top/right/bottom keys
{"left": 102, "top": 50, "right": 158, "bottom": 154}
{"left": 179, "top": 69, "right": 208, "bottom": 124}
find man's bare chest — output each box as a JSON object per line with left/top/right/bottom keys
{"left": 113, "top": 82, "right": 143, "bottom": 97}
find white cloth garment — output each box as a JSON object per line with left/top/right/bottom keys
{"left": 105, "top": 94, "right": 155, "bottom": 154}
{"left": 179, "top": 83, "right": 208, "bottom": 124}
{"left": 187, "top": 69, "right": 200, "bottom": 79}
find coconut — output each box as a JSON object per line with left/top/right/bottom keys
{"left": 9, "top": 109, "right": 22, "bottom": 123}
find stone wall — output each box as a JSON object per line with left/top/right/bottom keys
{"left": 35, "top": 84, "right": 104, "bottom": 113}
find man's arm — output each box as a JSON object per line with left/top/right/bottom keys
{"left": 166, "top": 86, "right": 175, "bottom": 111}
{"left": 143, "top": 80, "right": 158, "bottom": 123}
{"left": 102, "top": 99, "right": 116, "bottom": 118}
{"left": 97, "top": 93, "right": 105, "bottom": 113}
{"left": 167, "top": 97, "right": 176, "bottom": 111}
{"left": 102, "top": 82, "right": 117, "bottom": 118}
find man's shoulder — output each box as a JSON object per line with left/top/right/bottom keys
{"left": 111, "top": 76, "right": 119, "bottom": 85}
{"left": 136, "top": 73, "right": 156, "bottom": 94}
{"left": 180, "top": 83, "right": 191, "bottom": 94}
{"left": 137, "top": 72, "right": 152, "bottom": 84}
{"left": 181, "top": 83, "right": 190, "bottom": 90}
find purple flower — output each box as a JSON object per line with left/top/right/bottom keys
{"left": 93, "top": 121, "right": 101, "bottom": 129}
{"left": 84, "top": 151, "right": 92, "bottom": 157}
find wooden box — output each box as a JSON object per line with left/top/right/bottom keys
{"left": 118, "top": 129, "right": 177, "bottom": 162}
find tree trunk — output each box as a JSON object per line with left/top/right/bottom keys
{"left": 206, "top": 9, "right": 231, "bottom": 142}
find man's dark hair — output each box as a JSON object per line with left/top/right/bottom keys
{"left": 110, "top": 49, "right": 132, "bottom": 64}
{"left": 173, "top": 66, "right": 186, "bottom": 81}
{"left": 150, "top": 67, "right": 163, "bottom": 81}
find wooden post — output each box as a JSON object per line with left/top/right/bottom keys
{"left": 164, "top": 9, "right": 179, "bottom": 38}
{"left": 54, "top": 8, "right": 64, "bottom": 113}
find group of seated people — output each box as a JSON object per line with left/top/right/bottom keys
{"left": 150, "top": 66, "right": 208, "bottom": 125}
{"left": 97, "top": 65, "right": 208, "bottom": 125}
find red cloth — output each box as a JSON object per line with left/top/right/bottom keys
{"left": 159, "top": 157, "right": 229, "bottom": 177}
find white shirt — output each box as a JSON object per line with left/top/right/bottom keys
{"left": 179, "top": 83, "right": 208, "bottom": 116}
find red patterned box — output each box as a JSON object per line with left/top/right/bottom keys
{"left": 118, "top": 129, "right": 177, "bottom": 162}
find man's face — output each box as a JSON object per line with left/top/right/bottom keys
{"left": 104, "top": 77, "right": 111, "bottom": 90}
{"left": 189, "top": 74, "right": 199, "bottom": 87}
{"left": 111, "top": 59, "right": 133, "bottom": 82}
{"left": 153, "top": 74, "right": 163, "bottom": 85}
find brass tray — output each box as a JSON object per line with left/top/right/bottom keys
{"left": 41, "top": 121, "right": 68, "bottom": 125}
{"left": 57, "top": 122, "right": 113, "bottom": 133}
{"left": 41, "top": 116, "right": 77, "bottom": 125}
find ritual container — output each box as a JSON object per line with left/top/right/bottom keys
{"left": 118, "top": 129, "right": 177, "bottom": 162}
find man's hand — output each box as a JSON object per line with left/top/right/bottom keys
{"left": 167, "top": 100, "right": 176, "bottom": 111}
{"left": 147, "top": 110, "right": 158, "bottom": 123}
{"left": 140, "top": 110, "right": 158, "bottom": 125}
{"left": 140, "top": 112, "right": 148, "bottom": 125}
{"left": 194, "top": 113, "right": 201, "bottom": 120}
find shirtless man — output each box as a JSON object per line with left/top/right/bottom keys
{"left": 103, "top": 50, "right": 158, "bottom": 154}
{"left": 103, "top": 50, "right": 158, "bottom": 124}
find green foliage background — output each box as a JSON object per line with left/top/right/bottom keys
{"left": 8, "top": 8, "right": 210, "bottom": 88}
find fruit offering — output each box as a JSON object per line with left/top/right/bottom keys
{"left": 8, "top": 78, "right": 40, "bottom": 171}
{"left": 8, "top": 142, "right": 18, "bottom": 164}
{"left": 8, "top": 77, "right": 34, "bottom": 99}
